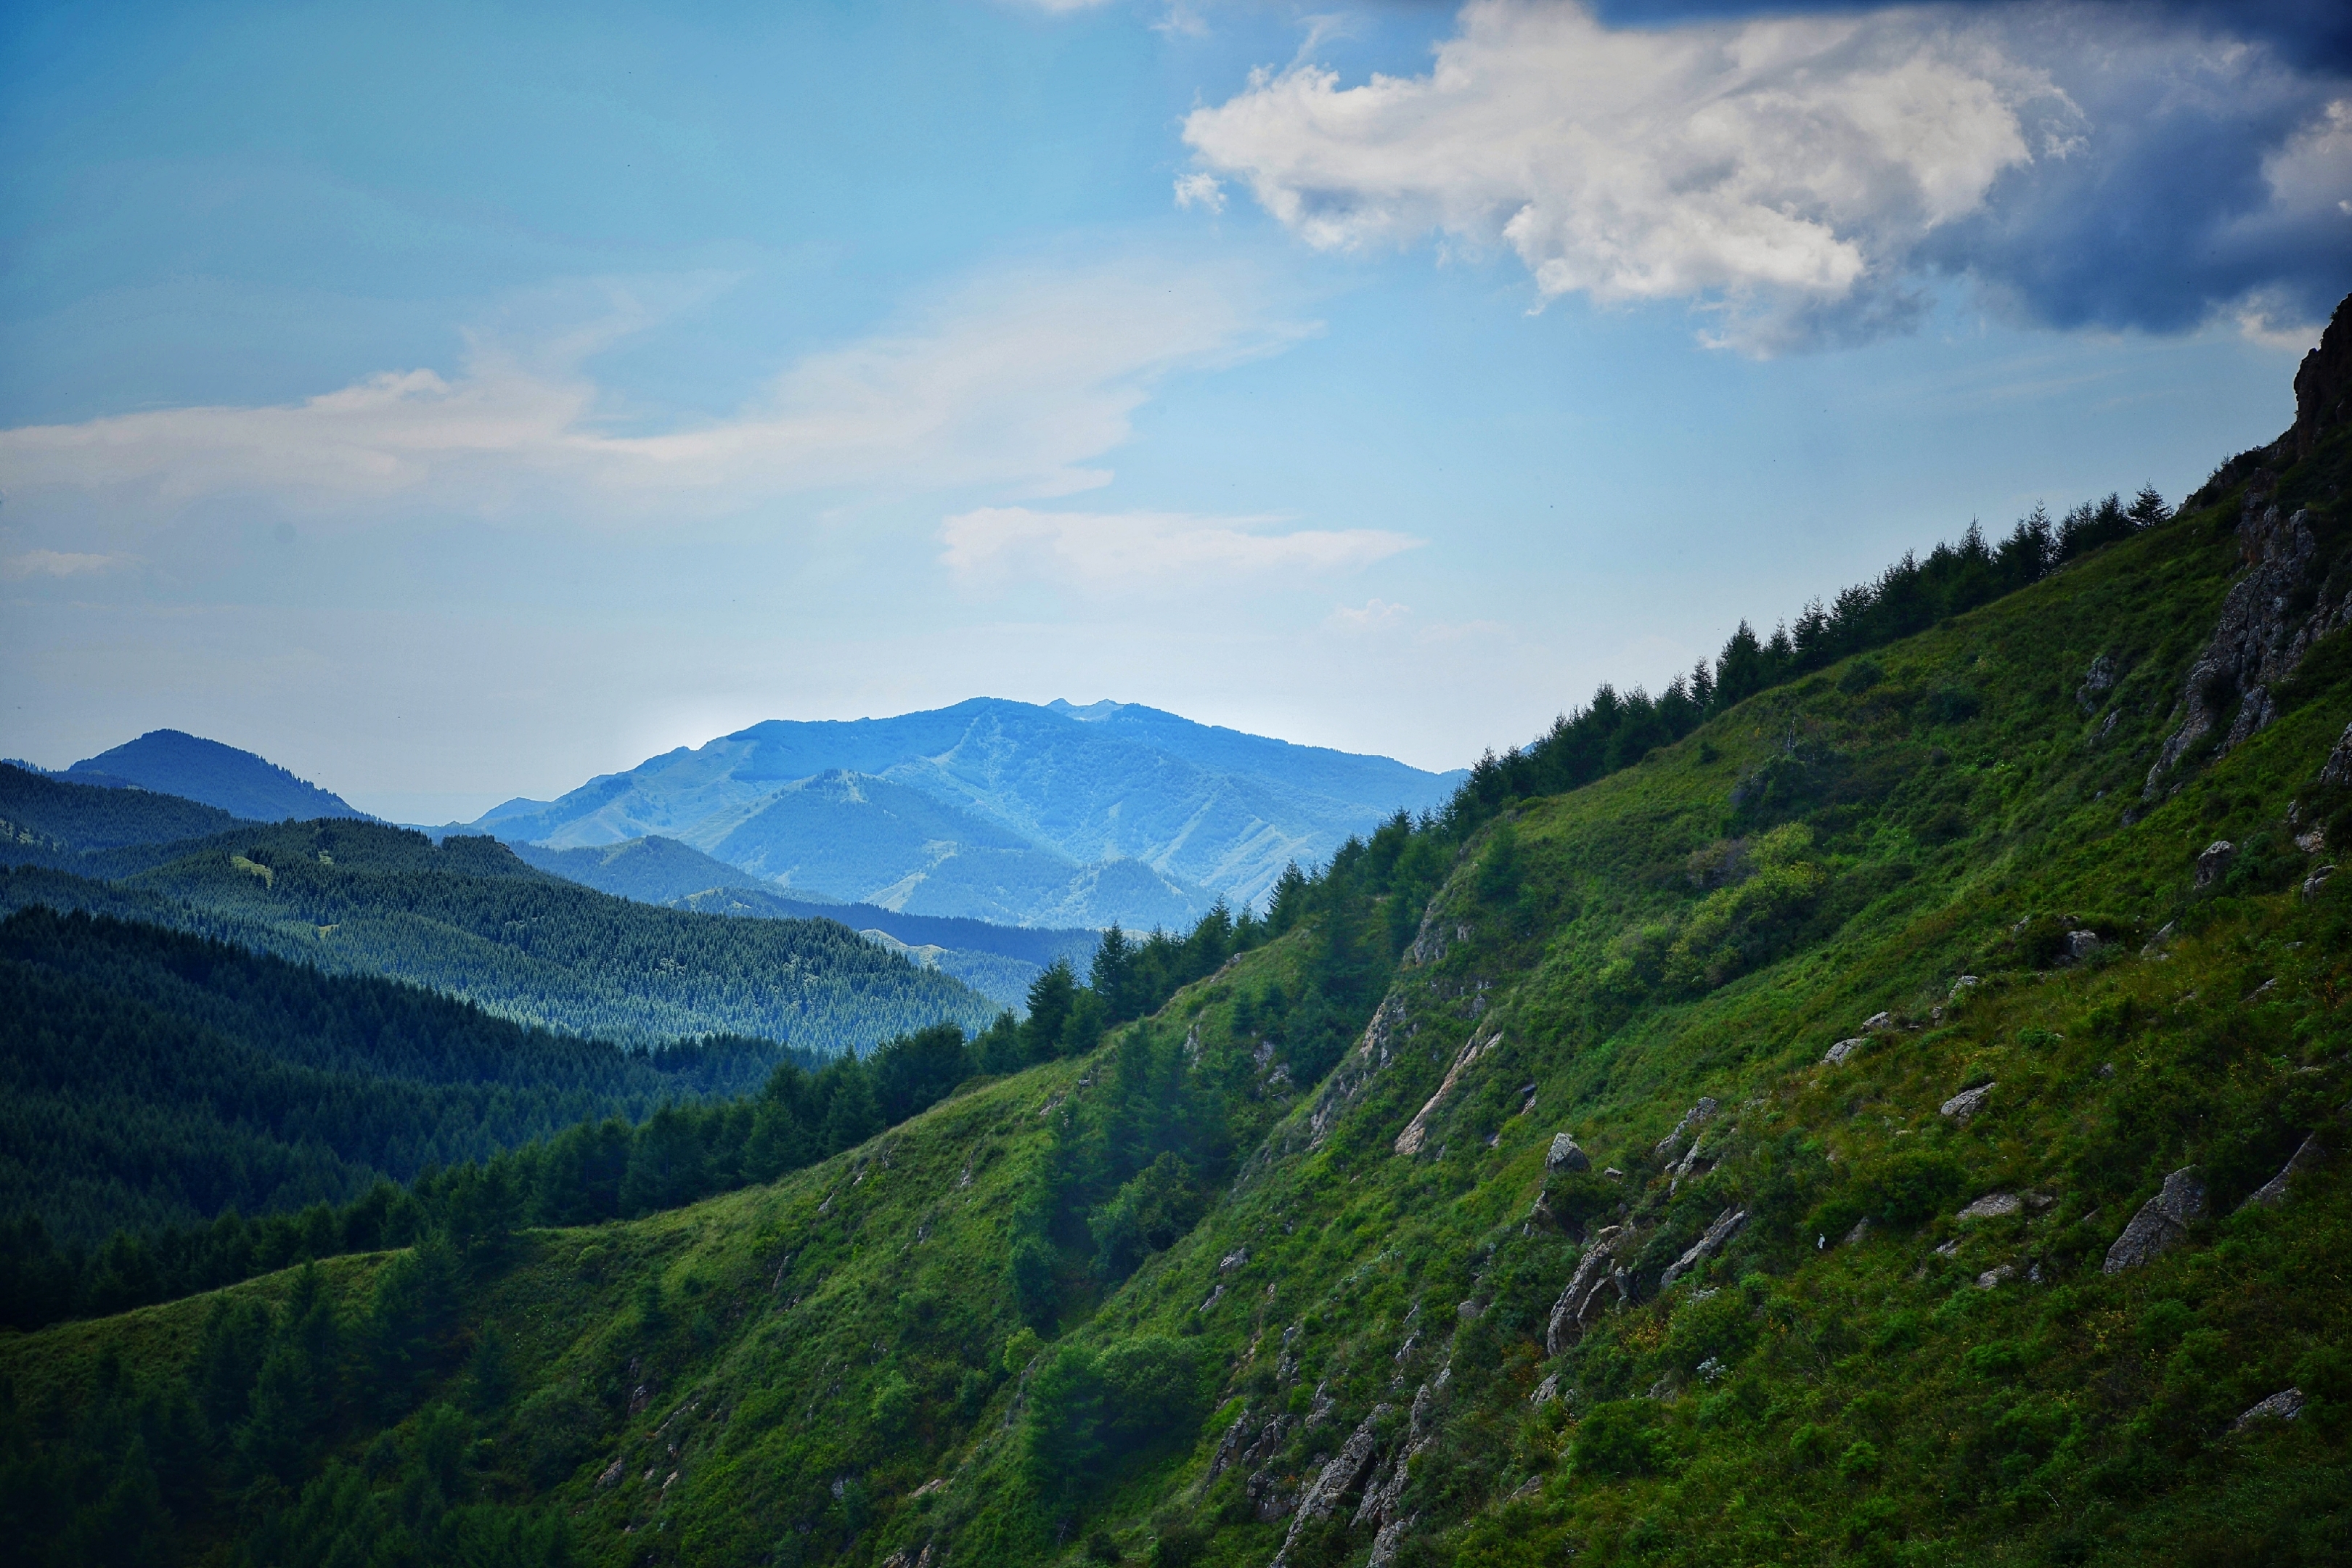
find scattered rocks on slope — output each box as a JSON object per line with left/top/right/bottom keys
{"left": 2196, "top": 841, "right": 2237, "bottom": 889}
{"left": 2233, "top": 1388, "right": 2307, "bottom": 1432}
{"left": 2104, "top": 1167, "right": 2208, "bottom": 1274}
{"left": 1545, "top": 1132, "right": 1590, "bottom": 1172}
{"left": 1940, "top": 1083, "right": 1996, "bottom": 1121}
{"left": 2239, "top": 1132, "right": 2331, "bottom": 1212}
{"left": 1660, "top": 1208, "right": 1747, "bottom": 1289}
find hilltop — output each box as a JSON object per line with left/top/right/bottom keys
{"left": 5, "top": 304, "right": 2350, "bottom": 1567}
{"left": 53, "top": 729, "right": 367, "bottom": 822}
{"left": 470, "top": 698, "right": 1466, "bottom": 927}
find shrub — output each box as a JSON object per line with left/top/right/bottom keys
{"left": 1570, "top": 1401, "right": 1655, "bottom": 1479}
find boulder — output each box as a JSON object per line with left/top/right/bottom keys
{"left": 1822, "top": 1037, "right": 1867, "bottom": 1066}
{"left": 2322, "top": 720, "right": 2352, "bottom": 789}
{"left": 2306, "top": 864, "right": 2337, "bottom": 899}
{"left": 2077, "top": 653, "right": 2117, "bottom": 713}
{"left": 1940, "top": 1083, "right": 1996, "bottom": 1120}
{"left": 2233, "top": 1388, "right": 2306, "bottom": 1432}
{"left": 1545, "top": 1131, "right": 1591, "bottom": 1172}
{"left": 2195, "top": 841, "right": 2237, "bottom": 888}
{"left": 1862, "top": 1010, "right": 1897, "bottom": 1032}
{"left": 1219, "top": 1247, "right": 1251, "bottom": 1273}
{"left": 1975, "top": 1264, "right": 2018, "bottom": 1289}
{"left": 2065, "top": 930, "right": 2102, "bottom": 961}
{"left": 2237, "top": 1132, "right": 2329, "bottom": 1212}
{"left": 1660, "top": 1207, "right": 1748, "bottom": 1289}
{"left": 1956, "top": 1192, "right": 2022, "bottom": 1221}
{"left": 2103, "top": 1167, "right": 2207, "bottom": 1274}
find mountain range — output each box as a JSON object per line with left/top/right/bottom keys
{"left": 467, "top": 698, "right": 1466, "bottom": 928}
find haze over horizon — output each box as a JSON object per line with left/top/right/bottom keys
{"left": 5, "top": 0, "right": 2348, "bottom": 822}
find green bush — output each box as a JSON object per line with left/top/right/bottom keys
{"left": 1569, "top": 1401, "right": 1656, "bottom": 1479}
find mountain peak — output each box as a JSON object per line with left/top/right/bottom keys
{"left": 61, "top": 729, "right": 365, "bottom": 823}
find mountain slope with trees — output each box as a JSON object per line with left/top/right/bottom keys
{"left": 7, "top": 301, "right": 2352, "bottom": 1568}
{"left": 55, "top": 730, "right": 367, "bottom": 822}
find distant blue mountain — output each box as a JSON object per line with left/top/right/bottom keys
{"left": 60, "top": 730, "right": 366, "bottom": 823}
{"left": 471, "top": 698, "right": 1463, "bottom": 927}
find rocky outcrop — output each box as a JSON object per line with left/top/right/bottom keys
{"left": 2145, "top": 499, "right": 2351, "bottom": 798}
{"left": 2234, "top": 1387, "right": 2307, "bottom": 1432}
{"left": 1653, "top": 1098, "right": 1719, "bottom": 1161}
{"left": 2104, "top": 1167, "right": 2207, "bottom": 1274}
{"left": 1395, "top": 1026, "right": 1499, "bottom": 1156}
{"left": 2077, "top": 653, "right": 2118, "bottom": 714}
{"left": 2321, "top": 721, "right": 2352, "bottom": 789}
{"left": 1545, "top": 1225, "right": 1636, "bottom": 1354}
{"left": 1268, "top": 1405, "right": 1392, "bottom": 1567}
{"left": 2238, "top": 1133, "right": 2329, "bottom": 1212}
{"left": 1660, "top": 1207, "right": 1747, "bottom": 1289}
{"left": 1821, "top": 1037, "right": 1867, "bottom": 1066}
{"left": 1957, "top": 1192, "right": 2022, "bottom": 1221}
{"left": 1402, "top": 908, "right": 1471, "bottom": 968}
{"left": 2196, "top": 841, "right": 2237, "bottom": 889}
{"left": 1940, "top": 1083, "right": 1995, "bottom": 1120}
{"left": 2287, "top": 293, "right": 2352, "bottom": 462}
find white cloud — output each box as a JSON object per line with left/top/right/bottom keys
{"left": 0, "top": 263, "right": 1304, "bottom": 523}
{"left": 939, "top": 506, "right": 1419, "bottom": 591}
{"left": 3, "top": 549, "right": 133, "bottom": 579}
{"left": 1184, "top": 1, "right": 2067, "bottom": 352}
{"left": 1324, "top": 597, "right": 1411, "bottom": 631}
{"left": 1173, "top": 172, "right": 1227, "bottom": 213}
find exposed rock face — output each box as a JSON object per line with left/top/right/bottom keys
{"left": 2146, "top": 500, "right": 2351, "bottom": 798}
{"left": 1545, "top": 1225, "right": 1636, "bottom": 1354}
{"left": 1395, "top": 1027, "right": 1499, "bottom": 1156}
{"left": 1940, "top": 1083, "right": 1995, "bottom": 1120}
{"left": 1653, "top": 1098, "right": 1720, "bottom": 1161}
{"left": 2196, "top": 841, "right": 2237, "bottom": 889}
{"left": 2239, "top": 1132, "right": 2330, "bottom": 1212}
{"left": 1545, "top": 1132, "right": 1590, "bottom": 1172}
{"left": 2287, "top": 292, "right": 2352, "bottom": 462}
{"left": 1237, "top": 995, "right": 1413, "bottom": 1188}
{"left": 2104, "top": 1167, "right": 2207, "bottom": 1274}
{"left": 1660, "top": 1207, "right": 1747, "bottom": 1288}
{"left": 1957, "top": 1192, "right": 2022, "bottom": 1221}
{"left": 1402, "top": 904, "right": 1470, "bottom": 968}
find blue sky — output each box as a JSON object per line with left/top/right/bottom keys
{"left": 2, "top": 0, "right": 2346, "bottom": 821}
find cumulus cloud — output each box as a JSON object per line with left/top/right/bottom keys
{"left": 1324, "top": 597, "right": 1412, "bottom": 631}
{"left": 0, "top": 263, "right": 1305, "bottom": 523}
{"left": 2, "top": 550, "right": 133, "bottom": 579}
{"left": 939, "top": 507, "right": 1420, "bottom": 591}
{"left": 1174, "top": 172, "right": 1228, "bottom": 213}
{"left": 1183, "top": 1, "right": 2352, "bottom": 351}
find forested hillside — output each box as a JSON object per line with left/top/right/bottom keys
{"left": 57, "top": 729, "right": 366, "bottom": 822}
{"left": 6, "top": 308, "right": 2351, "bottom": 1568}
{"left": 0, "top": 814, "right": 1000, "bottom": 1052}
{"left": 0, "top": 906, "right": 801, "bottom": 1250}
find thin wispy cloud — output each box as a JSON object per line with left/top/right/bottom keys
{"left": 0, "top": 263, "right": 1309, "bottom": 524}
{"left": 2, "top": 550, "right": 134, "bottom": 579}
{"left": 939, "top": 506, "right": 1420, "bottom": 592}
{"left": 1183, "top": 1, "right": 2352, "bottom": 353}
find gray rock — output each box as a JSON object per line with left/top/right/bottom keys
{"left": 1246, "top": 1466, "right": 1297, "bottom": 1523}
{"left": 2306, "top": 864, "right": 2337, "bottom": 899}
{"left": 1545, "top": 1226, "right": 1635, "bottom": 1355}
{"left": 1528, "top": 1373, "right": 1561, "bottom": 1405}
{"left": 1545, "top": 1132, "right": 1590, "bottom": 1172}
{"left": 2322, "top": 720, "right": 2352, "bottom": 789}
{"left": 1950, "top": 974, "right": 1981, "bottom": 994}
{"left": 1219, "top": 1247, "right": 1250, "bottom": 1273}
{"left": 2195, "top": 841, "right": 2237, "bottom": 889}
{"left": 1822, "top": 1037, "right": 1867, "bottom": 1066}
{"left": 2232, "top": 1388, "right": 2306, "bottom": 1432}
{"left": 2065, "top": 930, "right": 2103, "bottom": 961}
{"left": 1365, "top": 1516, "right": 1416, "bottom": 1568}
{"left": 1940, "top": 1082, "right": 1996, "bottom": 1120}
{"left": 1975, "top": 1264, "right": 2017, "bottom": 1289}
{"left": 1653, "top": 1097, "right": 1719, "bottom": 1161}
{"left": 2238, "top": 1132, "right": 2330, "bottom": 1212}
{"left": 2078, "top": 653, "right": 2117, "bottom": 713}
{"left": 1957, "top": 1192, "right": 2022, "bottom": 1221}
{"left": 1842, "top": 1214, "right": 1874, "bottom": 1246}
{"left": 2104, "top": 1167, "right": 2207, "bottom": 1274}
{"left": 596, "top": 1456, "right": 626, "bottom": 1488}
{"left": 1862, "top": 1010, "right": 1897, "bottom": 1032}
{"left": 1394, "top": 1026, "right": 1500, "bottom": 1157}
{"left": 1660, "top": 1207, "right": 1748, "bottom": 1289}
{"left": 1270, "top": 1404, "right": 1392, "bottom": 1565}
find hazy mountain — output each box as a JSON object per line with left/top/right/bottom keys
{"left": 470, "top": 698, "right": 1463, "bottom": 925}
{"left": 57, "top": 730, "right": 365, "bottom": 822}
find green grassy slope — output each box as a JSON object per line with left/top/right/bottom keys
{"left": 7, "top": 395, "right": 2351, "bottom": 1566}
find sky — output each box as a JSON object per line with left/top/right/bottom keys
{"left": 2, "top": 0, "right": 2348, "bottom": 823}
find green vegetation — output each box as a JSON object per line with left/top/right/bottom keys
{"left": 6, "top": 350, "right": 2352, "bottom": 1566}
{"left": 0, "top": 814, "right": 999, "bottom": 1050}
